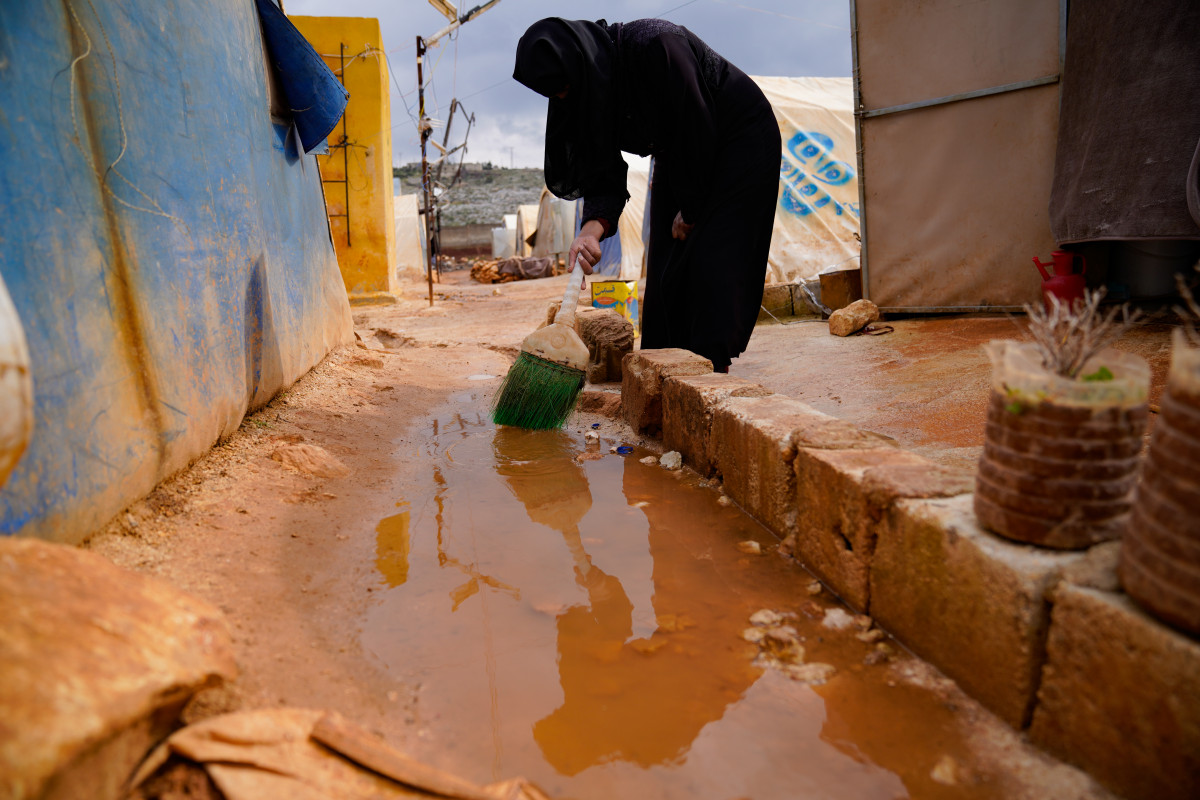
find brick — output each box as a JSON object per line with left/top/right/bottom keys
{"left": 1029, "top": 584, "right": 1200, "bottom": 800}
{"left": 621, "top": 349, "right": 712, "bottom": 435}
{"left": 792, "top": 448, "right": 971, "bottom": 611}
{"left": 0, "top": 538, "right": 236, "bottom": 800}
{"left": 870, "top": 494, "right": 1084, "bottom": 728}
{"left": 662, "top": 374, "right": 772, "bottom": 477}
{"left": 711, "top": 395, "right": 886, "bottom": 537}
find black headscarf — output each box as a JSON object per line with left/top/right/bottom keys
{"left": 513, "top": 18, "right": 626, "bottom": 202}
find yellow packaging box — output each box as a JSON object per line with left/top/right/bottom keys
{"left": 590, "top": 280, "right": 640, "bottom": 329}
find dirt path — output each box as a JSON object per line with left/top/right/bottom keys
{"left": 85, "top": 270, "right": 1111, "bottom": 799}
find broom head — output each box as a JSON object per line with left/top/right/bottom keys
{"left": 491, "top": 320, "right": 589, "bottom": 429}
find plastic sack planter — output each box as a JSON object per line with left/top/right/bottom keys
{"left": 1120, "top": 330, "right": 1200, "bottom": 634}
{"left": 974, "top": 341, "right": 1150, "bottom": 549}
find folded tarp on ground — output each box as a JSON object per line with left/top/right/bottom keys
{"left": 1050, "top": 0, "right": 1200, "bottom": 243}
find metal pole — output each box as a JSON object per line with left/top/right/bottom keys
{"left": 417, "top": 36, "right": 434, "bottom": 307}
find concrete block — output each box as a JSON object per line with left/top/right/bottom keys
{"left": 0, "top": 537, "right": 236, "bottom": 800}
{"left": 711, "top": 395, "right": 887, "bottom": 537}
{"left": 793, "top": 448, "right": 972, "bottom": 611}
{"left": 870, "top": 494, "right": 1084, "bottom": 729}
{"left": 621, "top": 349, "right": 712, "bottom": 435}
{"left": 1030, "top": 584, "right": 1200, "bottom": 800}
{"left": 662, "top": 374, "right": 772, "bottom": 477}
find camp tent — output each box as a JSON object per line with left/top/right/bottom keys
{"left": 851, "top": 0, "right": 1060, "bottom": 310}
{"left": 576, "top": 166, "right": 649, "bottom": 281}
{"left": 491, "top": 213, "right": 517, "bottom": 259}
{"left": 393, "top": 193, "right": 427, "bottom": 279}
{"left": 514, "top": 204, "right": 539, "bottom": 257}
{"left": 530, "top": 189, "right": 576, "bottom": 260}
{"left": 753, "top": 76, "right": 860, "bottom": 285}
{"left": 633, "top": 78, "right": 859, "bottom": 286}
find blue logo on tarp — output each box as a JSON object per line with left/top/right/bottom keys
{"left": 780, "top": 131, "right": 859, "bottom": 219}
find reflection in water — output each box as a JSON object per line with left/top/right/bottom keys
{"left": 529, "top": 450, "right": 762, "bottom": 776}
{"left": 364, "top": 415, "right": 1003, "bottom": 799}
{"left": 375, "top": 504, "right": 412, "bottom": 587}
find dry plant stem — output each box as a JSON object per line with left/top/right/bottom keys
{"left": 1023, "top": 288, "right": 1141, "bottom": 378}
{"left": 1174, "top": 262, "right": 1200, "bottom": 347}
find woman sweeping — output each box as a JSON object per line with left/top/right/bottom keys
{"left": 514, "top": 18, "right": 780, "bottom": 373}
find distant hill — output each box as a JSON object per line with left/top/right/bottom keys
{"left": 393, "top": 162, "right": 547, "bottom": 228}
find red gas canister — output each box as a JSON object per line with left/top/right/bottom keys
{"left": 1032, "top": 250, "right": 1087, "bottom": 312}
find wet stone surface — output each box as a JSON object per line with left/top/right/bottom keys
{"left": 357, "top": 401, "right": 1075, "bottom": 800}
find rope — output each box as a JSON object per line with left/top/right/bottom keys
{"left": 63, "top": 0, "right": 185, "bottom": 227}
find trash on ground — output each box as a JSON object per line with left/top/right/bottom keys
{"left": 128, "top": 708, "right": 552, "bottom": 800}
{"left": 821, "top": 608, "right": 856, "bottom": 630}
{"left": 616, "top": 446, "right": 634, "bottom": 455}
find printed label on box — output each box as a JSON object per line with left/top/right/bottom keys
{"left": 591, "top": 280, "right": 639, "bottom": 329}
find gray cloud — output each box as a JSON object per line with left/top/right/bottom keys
{"left": 285, "top": 0, "right": 851, "bottom": 168}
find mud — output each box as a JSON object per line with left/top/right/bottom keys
{"left": 84, "top": 272, "right": 1113, "bottom": 800}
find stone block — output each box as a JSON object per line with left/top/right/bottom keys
{"left": 621, "top": 349, "right": 712, "bottom": 435}
{"left": 1029, "top": 584, "right": 1200, "bottom": 800}
{"left": 870, "top": 494, "right": 1084, "bottom": 729}
{"left": 758, "top": 284, "right": 794, "bottom": 321}
{"left": 662, "top": 374, "right": 772, "bottom": 477}
{"left": 711, "top": 395, "right": 887, "bottom": 537}
{"left": 793, "top": 447, "right": 972, "bottom": 611}
{"left": 0, "top": 538, "right": 237, "bottom": 800}
{"left": 828, "top": 298, "right": 880, "bottom": 337}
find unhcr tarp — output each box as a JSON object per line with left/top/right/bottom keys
{"left": 393, "top": 194, "right": 427, "bottom": 279}
{"left": 754, "top": 76, "right": 860, "bottom": 284}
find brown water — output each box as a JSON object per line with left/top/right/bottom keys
{"left": 361, "top": 405, "right": 1015, "bottom": 799}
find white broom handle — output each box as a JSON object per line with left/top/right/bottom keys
{"left": 554, "top": 256, "right": 585, "bottom": 327}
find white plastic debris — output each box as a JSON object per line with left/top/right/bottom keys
{"left": 821, "top": 608, "right": 856, "bottom": 630}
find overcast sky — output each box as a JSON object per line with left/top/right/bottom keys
{"left": 285, "top": 0, "right": 852, "bottom": 169}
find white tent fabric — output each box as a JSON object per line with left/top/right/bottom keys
{"left": 514, "top": 204, "right": 539, "bottom": 257}
{"left": 752, "top": 76, "right": 861, "bottom": 284}
{"left": 530, "top": 189, "right": 576, "bottom": 259}
{"left": 617, "top": 168, "right": 649, "bottom": 281}
{"left": 491, "top": 227, "right": 516, "bottom": 258}
{"left": 393, "top": 194, "right": 427, "bottom": 279}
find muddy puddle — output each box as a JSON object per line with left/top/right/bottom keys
{"left": 360, "top": 404, "right": 1018, "bottom": 799}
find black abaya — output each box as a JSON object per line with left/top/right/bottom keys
{"left": 515, "top": 18, "right": 780, "bottom": 371}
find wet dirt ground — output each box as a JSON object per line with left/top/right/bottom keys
{"left": 86, "top": 269, "right": 1121, "bottom": 799}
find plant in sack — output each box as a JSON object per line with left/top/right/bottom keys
{"left": 1120, "top": 267, "right": 1200, "bottom": 635}
{"left": 974, "top": 290, "right": 1147, "bottom": 549}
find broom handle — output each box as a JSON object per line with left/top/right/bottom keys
{"left": 554, "top": 256, "right": 585, "bottom": 327}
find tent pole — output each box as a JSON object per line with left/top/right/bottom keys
{"left": 417, "top": 35, "right": 434, "bottom": 307}
{"left": 849, "top": 0, "right": 869, "bottom": 301}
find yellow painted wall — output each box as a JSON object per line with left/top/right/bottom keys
{"left": 291, "top": 16, "right": 398, "bottom": 300}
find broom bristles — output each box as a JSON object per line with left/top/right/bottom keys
{"left": 491, "top": 352, "right": 586, "bottom": 429}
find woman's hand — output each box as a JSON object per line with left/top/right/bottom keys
{"left": 568, "top": 219, "right": 605, "bottom": 286}
{"left": 672, "top": 212, "right": 694, "bottom": 241}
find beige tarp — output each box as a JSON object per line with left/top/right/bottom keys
{"left": 752, "top": 76, "right": 861, "bottom": 285}
{"left": 855, "top": 0, "right": 1059, "bottom": 310}
{"left": 393, "top": 194, "right": 427, "bottom": 279}
{"left": 530, "top": 189, "right": 576, "bottom": 259}
{"left": 514, "top": 204, "right": 539, "bottom": 257}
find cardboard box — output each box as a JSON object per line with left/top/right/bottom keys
{"left": 591, "top": 280, "right": 639, "bottom": 328}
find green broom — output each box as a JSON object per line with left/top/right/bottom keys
{"left": 491, "top": 258, "right": 590, "bottom": 429}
